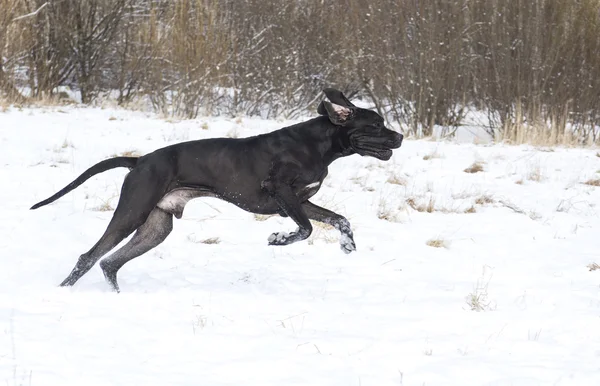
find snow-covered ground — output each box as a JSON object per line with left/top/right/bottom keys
{"left": 1, "top": 106, "right": 599, "bottom": 386}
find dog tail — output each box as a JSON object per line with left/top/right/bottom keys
{"left": 30, "top": 157, "right": 139, "bottom": 210}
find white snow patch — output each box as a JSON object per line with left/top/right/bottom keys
{"left": 1, "top": 106, "right": 599, "bottom": 386}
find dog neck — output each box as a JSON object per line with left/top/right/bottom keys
{"left": 322, "top": 124, "right": 355, "bottom": 165}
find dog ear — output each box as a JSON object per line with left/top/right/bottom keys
{"left": 323, "top": 88, "right": 356, "bottom": 108}
{"left": 317, "top": 88, "right": 356, "bottom": 116}
{"left": 322, "top": 101, "right": 354, "bottom": 126}
{"left": 317, "top": 100, "right": 328, "bottom": 115}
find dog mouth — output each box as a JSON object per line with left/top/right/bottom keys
{"left": 351, "top": 135, "right": 402, "bottom": 160}
{"left": 353, "top": 143, "right": 394, "bottom": 160}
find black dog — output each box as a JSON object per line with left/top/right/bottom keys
{"left": 31, "top": 88, "right": 403, "bottom": 291}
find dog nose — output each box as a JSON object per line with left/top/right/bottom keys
{"left": 393, "top": 132, "right": 403, "bottom": 148}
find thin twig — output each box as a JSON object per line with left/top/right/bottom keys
{"left": 13, "top": 2, "right": 48, "bottom": 22}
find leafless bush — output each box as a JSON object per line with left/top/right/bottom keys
{"left": 1, "top": 0, "right": 599, "bottom": 144}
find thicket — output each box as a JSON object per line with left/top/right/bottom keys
{"left": 1, "top": 0, "right": 599, "bottom": 143}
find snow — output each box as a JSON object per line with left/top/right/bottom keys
{"left": 1, "top": 106, "right": 599, "bottom": 386}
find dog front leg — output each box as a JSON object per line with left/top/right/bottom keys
{"left": 261, "top": 178, "right": 312, "bottom": 246}
{"left": 302, "top": 201, "right": 356, "bottom": 254}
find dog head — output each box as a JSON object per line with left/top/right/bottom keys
{"left": 317, "top": 88, "right": 403, "bottom": 161}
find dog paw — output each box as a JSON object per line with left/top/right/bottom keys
{"left": 268, "top": 231, "right": 290, "bottom": 245}
{"left": 340, "top": 233, "right": 356, "bottom": 254}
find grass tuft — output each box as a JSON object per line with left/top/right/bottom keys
{"left": 475, "top": 194, "right": 495, "bottom": 205}
{"left": 386, "top": 173, "right": 407, "bottom": 186}
{"left": 464, "top": 162, "right": 484, "bottom": 173}
{"left": 426, "top": 238, "right": 448, "bottom": 248}
{"left": 583, "top": 178, "right": 600, "bottom": 187}
{"left": 200, "top": 237, "right": 220, "bottom": 245}
{"left": 254, "top": 214, "right": 275, "bottom": 221}
{"left": 526, "top": 163, "right": 544, "bottom": 182}
{"left": 112, "top": 149, "right": 142, "bottom": 157}
{"left": 92, "top": 201, "right": 114, "bottom": 212}
{"left": 406, "top": 196, "right": 436, "bottom": 213}
{"left": 588, "top": 263, "right": 600, "bottom": 271}
{"left": 464, "top": 206, "right": 477, "bottom": 213}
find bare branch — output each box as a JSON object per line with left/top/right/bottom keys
{"left": 12, "top": 2, "right": 48, "bottom": 22}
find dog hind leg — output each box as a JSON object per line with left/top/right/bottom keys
{"left": 59, "top": 213, "right": 145, "bottom": 287}
{"left": 59, "top": 166, "right": 169, "bottom": 288}
{"left": 99, "top": 208, "right": 173, "bottom": 292}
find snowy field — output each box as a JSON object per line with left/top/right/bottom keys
{"left": 1, "top": 106, "right": 599, "bottom": 386}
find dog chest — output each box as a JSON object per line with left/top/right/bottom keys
{"left": 296, "top": 181, "right": 321, "bottom": 200}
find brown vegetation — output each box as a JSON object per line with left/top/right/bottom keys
{"left": 1, "top": 0, "right": 599, "bottom": 144}
{"left": 464, "top": 162, "right": 485, "bottom": 174}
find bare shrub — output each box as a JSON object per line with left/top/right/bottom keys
{"left": 1, "top": 0, "right": 599, "bottom": 144}
{"left": 588, "top": 263, "right": 600, "bottom": 271}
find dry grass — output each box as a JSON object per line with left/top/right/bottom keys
{"left": 199, "top": 237, "right": 220, "bottom": 245}
{"left": 386, "top": 173, "right": 407, "bottom": 186}
{"left": 201, "top": 122, "right": 209, "bottom": 130}
{"left": 377, "top": 206, "right": 402, "bottom": 222}
{"left": 0, "top": 98, "right": 11, "bottom": 112}
{"left": 588, "top": 263, "right": 600, "bottom": 271}
{"left": 406, "top": 194, "right": 476, "bottom": 214}
{"left": 253, "top": 214, "right": 275, "bottom": 221}
{"left": 406, "top": 196, "right": 436, "bottom": 213}
{"left": 464, "top": 206, "right": 477, "bottom": 213}
{"left": 307, "top": 229, "right": 337, "bottom": 245}
{"left": 526, "top": 163, "right": 544, "bottom": 182}
{"left": 53, "top": 157, "right": 70, "bottom": 164}
{"left": 313, "top": 222, "right": 334, "bottom": 230}
{"left": 464, "top": 162, "right": 484, "bottom": 173}
{"left": 377, "top": 198, "right": 404, "bottom": 222}
{"left": 466, "top": 267, "right": 495, "bottom": 312}
{"left": 475, "top": 194, "right": 495, "bottom": 205}
{"left": 466, "top": 283, "right": 492, "bottom": 312}
{"left": 426, "top": 238, "right": 448, "bottom": 248}
{"left": 92, "top": 201, "right": 114, "bottom": 212}
{"left": 112, "top": 149, "right": 142, "bottom": 157}
{"left": 583, "top": 178, "right": 600, "bottom": 187}
{"left": 61, "top": 139, "right": 74, "bottom": 149}
{"left": 52, "top": 138, "right": 75, "bottom": 153}
{"left": 596, "top": 152, "right": 600, "bottom": 158}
